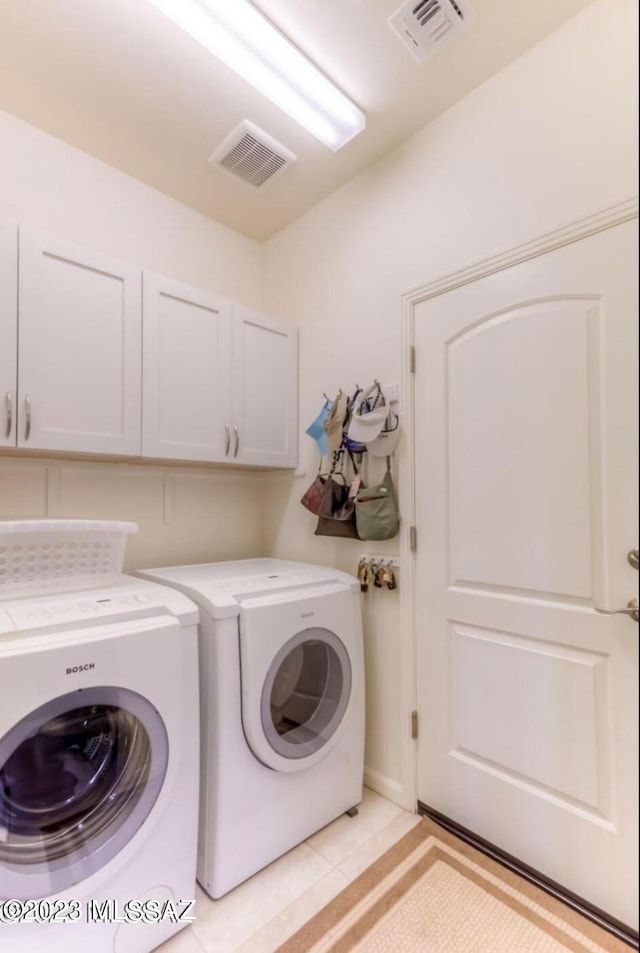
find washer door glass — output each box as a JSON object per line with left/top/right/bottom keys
{"left": 0, "top": 687, "right": 168, "bottom": 897}
{"left": 261, "top": 628, "right": 352, "bottom": 760}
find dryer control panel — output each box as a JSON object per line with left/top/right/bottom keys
{"left": 138, "top": 559, "right": 360, "bottom": 620}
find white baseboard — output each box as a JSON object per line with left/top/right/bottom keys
{"left": 363, "top": 765, "right": 409, "bottom": 810}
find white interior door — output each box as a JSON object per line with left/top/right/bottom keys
{"left": 413, "top": 220, "right": 639, "bottom": 929}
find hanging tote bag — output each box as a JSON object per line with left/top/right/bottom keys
{"left": 300, "top": 459, "right": 329, "bottom": 515}
{"left": 314, "top": 452, "right": 360, "bottom": 539}
{"left": 354, "top": 457, "right": 399, "bottom": 541}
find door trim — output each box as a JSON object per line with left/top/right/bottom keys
{"left": 404, "top": 196, "right": 638, "bottom": 307}
{"left": 397, "top": 196, "right": 639, "bottom": 811}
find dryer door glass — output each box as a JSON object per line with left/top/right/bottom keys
{"left": 0, "top": 687, "right": 168, "bottom": 898}
{"left": 261, "top": 628, "right": 352, "bottom": 760}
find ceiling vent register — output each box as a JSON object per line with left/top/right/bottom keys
{"left": 209, "top": 121, "right": 297, "bottom": 188}
{"left": 389, "top": 0, "right": 476, "bottom": 63}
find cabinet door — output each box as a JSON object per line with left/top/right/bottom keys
{"left": 142, "top": 273, "right": 233, "bottom": 461}
{"left": 0, "top": 220, "right": 18, "bottom": 447}
{"left": 18, "top": 229, "right": 142, "bottom": 455}
{"left": 231, "top": 307, "right": 298, "bottom": 468}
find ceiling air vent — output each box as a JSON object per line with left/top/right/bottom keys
{"left": 209, "top": 121, "right": 297, "bottom": 188}
{"left": 389, "top": 0, "right": 476, "bottom": 63}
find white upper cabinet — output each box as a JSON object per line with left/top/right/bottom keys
{"left": 142, "top": 280, "right": 298, "bottom": 468}
{"left": 0, "top": 219, "right": 18, "bottom": 448}
{"left": 1, "top": 220, "right": 297, "bottom": 467}
{"left": 142, "top": 273, "right": 233, "bottom": 462}
{"left": 18, "top": 228, "right": 142, "bottom": 455}
{"left": 231, "top": 306, "right": 298, "bottom": 468}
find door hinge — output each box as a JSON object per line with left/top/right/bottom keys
{"left": 409, "top": 525, "right": 417, "bottom": 552}
{"left": 409, "top": 345, "right": 416, "bottom": 374}
{"left": 411, "top": 710, "right": 418, "bottom": 740}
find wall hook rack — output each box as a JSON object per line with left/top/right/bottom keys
{"left": 358, "top": 553, "right": 399, "bottom": 569}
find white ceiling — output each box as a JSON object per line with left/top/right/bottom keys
{"left": 0, "top": 0, "right": 593, "bottom": 241}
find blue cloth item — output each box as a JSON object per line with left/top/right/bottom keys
{"left": 305, "top": 400, "right": 331, "bottom": 455}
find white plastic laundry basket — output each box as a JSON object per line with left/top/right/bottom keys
{"left": 0, "top": 519, "right": 138, "bottom": 586}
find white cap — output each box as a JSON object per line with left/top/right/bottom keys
{"left": 367, "top": 411, "right": 400, "bottom": 456}
{"left": 347, "top": 383, "right": 388, "bottom": 443}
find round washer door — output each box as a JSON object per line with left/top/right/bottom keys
{"left": 0, "top": 686, "right": 168, "bottom": 900}
{"left": 243, "top": 626, "right": 352, "bottom": 772}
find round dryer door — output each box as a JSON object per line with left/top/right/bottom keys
{"left": 0, "top": 686, "right": 168, "bottom": 899}
{"left": 239, "top": 583, "right": 359, "bottom": 773}
{"left": 253, "top": 628, "right": 352, "bottom": 771}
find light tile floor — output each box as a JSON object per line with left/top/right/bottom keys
{"left": 157, "top": 787, "right": 420, "bottom": 953}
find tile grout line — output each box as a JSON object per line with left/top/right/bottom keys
{"left": 227, "top": 868, "right": 352, "bottom": 953}
{"left": 190, "top": 925, "right": 210, "bottom": 953}
{"left": 304, "top": 837, "right": 341, "bottom": 869}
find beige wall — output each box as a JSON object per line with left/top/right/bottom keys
{"left": 262, "top": 0, "right": 639, "bottom": 803}
{"left": 0, "top": 109, "right": 262, "bottom": 304}
{"left": 0, "top": 108, "right": 266, "bottom": 567}
{"left": 0, "top": 458, "right": 267, "bottom": 571}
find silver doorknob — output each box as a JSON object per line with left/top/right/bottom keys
{"left": 594, "top": 599, "right": 639, "bottom": 623}
{"left": 629, "top": 549, "right": 639, "bottom": 570}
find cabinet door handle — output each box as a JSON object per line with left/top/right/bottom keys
{"left": 24, "top": 395, "right": 31, "bottom": 441}
{"left": 225, "top": 423, "right": 231, "bottom": 456}
{"left": 234, "top": 426, "right": 240, "bottom": 458}
{"left": 4, "top": 393, "right": 11, "bottom": 439}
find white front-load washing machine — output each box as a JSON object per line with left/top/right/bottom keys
{"left": 0, "top": 520, "right": 200, "bottom": 953}
{"left": 137, "top": 558, "right": 365, "bottom": 899}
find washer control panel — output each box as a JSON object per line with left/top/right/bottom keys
{"left": 7, "top": 591, "right": 155, "bottom": 631}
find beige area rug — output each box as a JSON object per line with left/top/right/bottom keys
{"left": 276, "top": 818, "right": 632, "bottom": 953}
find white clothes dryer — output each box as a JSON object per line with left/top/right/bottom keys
{"left": 0, "top": 521, "right": 200, "bottom": 953}
{"left": 137, "top": 559, "right": 365, "bottom": 899}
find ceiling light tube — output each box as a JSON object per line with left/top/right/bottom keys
{"left": 146, "top": 0, "right": 366, "bottom": 151}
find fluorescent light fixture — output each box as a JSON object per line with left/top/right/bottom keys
{"left": 146, "top": 0, "right": 366, "bottom": 151}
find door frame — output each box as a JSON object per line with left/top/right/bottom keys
{"left": 396, "top": 196, "right": 639, "bottom": 813}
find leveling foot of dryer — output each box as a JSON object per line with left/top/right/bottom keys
{"left": 345, "top": 806, "right": 359, "bottom": 818}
